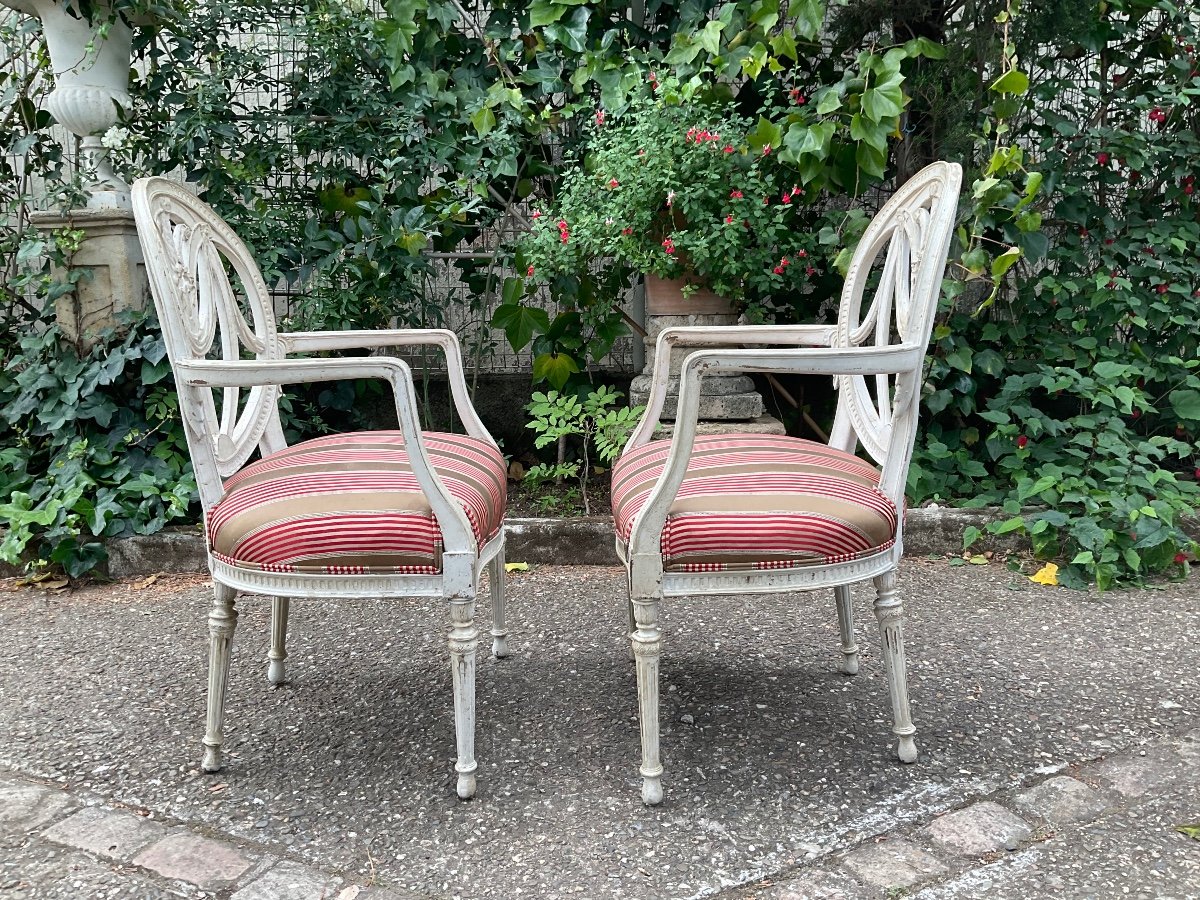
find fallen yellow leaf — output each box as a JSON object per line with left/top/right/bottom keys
{"left": 1029, "top": 562, "right": 1059, "bottom": 586}
{"left": 504, "top": 562, "right": 529, "bottom": 572}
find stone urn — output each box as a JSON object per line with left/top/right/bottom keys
{"left": 3, "top": 0, "right": 148, "bottom": 346}
{"left": 629, "top": 274, "right": 784, "bottom": 435}
{"left": 3, "top": 0, "right": 134, "bottom": 207}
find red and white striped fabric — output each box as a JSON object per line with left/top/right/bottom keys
{"left": 611, "top": 434, "right": 897, "bottom": 572}
{"left": 208, "top": 431, "right": 506, "bottom": 575}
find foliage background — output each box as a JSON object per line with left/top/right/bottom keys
{"left": 0, "top": 0, "right": 1197, "bottom": 585}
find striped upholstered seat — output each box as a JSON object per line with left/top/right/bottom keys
{"left": 208, "top": 431, "right": 507, "bottom": 575}
{"left": 611, "top": 434, "right": 897, "bottom": 572}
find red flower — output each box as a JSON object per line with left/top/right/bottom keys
{"left": 723, "top": 145, "right": 735, "bottom": 154}
{"left": 780, "top": 257, "right": 789, "bottom": 267}
{"left": 781, "top": 193, "right": 792, "bottom": 204}
{"left": 730, "top": 190, "right": 743, "bottom": 199}
{"left": 1186, "top": 185, "right": 1195, "bottom": 195}
{"left": 1157, "top": 284, "right": 1169, "bottom": 294}
{"left": 789, "top": 89, "right": 806, "bottom": 105}
{"left": 531, "top": 210, "right": 542, "bottom": 220}
{"left": 595, "top": 109, "right": 606, "bottom": 126}
{"left": 559, "top": 231, "right": 569, "bottom": 244}
{"left": 1096, "top": 152, "right": 1109, "bottom": 165}
{"left": 621, "top": 227, "right": 633, "bottom": 235}
{"left": 662, "top": 237, "right": 676, "bottom": 254}
{"left": 797, "top": 249, "right": 807, "bottom": 258}
{"left": 1131, "top": 409, "right": 1142, "bottom": 419}
{"left": 762, "top": 144, "right": 772, "bottom": 156}
{"left": 1149, "top": 107, "right": 1166, "bottom": 124}
{"left": 608, "top": 179, "right": 619, "bottom": 188}
{"left": 1175, "top": 552, "right": 1188, "bottom": 564}
{"left": 725, "top": 215, "right": 734, "bottom": 224}
{"left": 526, "top": 265, "right": 535, "bottom": 276}
{"left": 1194, "top": 467, "right": 1200, "bottom": 479}
{"left": 773, "top": 266, "right": 784, "bottom": 275}
{"left": 805, "top": 265, "right": 816, "bottom": 276}
{"left": 556, "top": 220, "right": 567, "bottom": 230}
{"left": 1017, "top": 435, "right": 1029, "bottom": 449}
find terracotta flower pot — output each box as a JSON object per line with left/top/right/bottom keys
{"left": 644, "top": 274, "right": 736, "bottom": 316}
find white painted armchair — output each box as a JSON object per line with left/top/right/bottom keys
{"left": 132, "top": 178, "right": 509, "bottom": 800}
{"left": 610, "top": 161, "right": 963, "bottom": 804}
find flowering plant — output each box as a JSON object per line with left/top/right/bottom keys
{"left": 518, "top": 80, "right": 822, "bottom": 321}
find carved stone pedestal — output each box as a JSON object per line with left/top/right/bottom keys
{"left": 31, "top": 208, "right": 148, "bottom": 347}
{"left": 629, "top": 276, "right": 785, "bottom": 437}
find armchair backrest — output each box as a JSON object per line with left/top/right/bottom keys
{"left": 829, "top": 162, "right": 962, "bottom": 505}
{"left": 132, "top": 177, "right": 288, "bottom": 511}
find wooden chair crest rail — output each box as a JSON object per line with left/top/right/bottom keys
{"left": 132, "top": 177, "right": 509, "bottom": 800}
{"left": 611, "top": 161, "right": 964, "bottom": 805}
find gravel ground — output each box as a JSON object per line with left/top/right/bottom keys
{"left": 0, "top": 560, "right": 1197, "bottom": 898}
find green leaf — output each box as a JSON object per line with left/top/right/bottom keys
{"left": 469, "top": 106, "right": 496, "bottom": 137}
{"left": 697, "top": 19, "right": 725, "bottom": 55}
{"left": 1169, "top": 389, "right": 1200, "bottom": 421}
{"left": 491, "top": 303, "right": 550, "bottom": 353}
{"left": 791, "top": 0, "right": 823, "bottom": 39}
{"left": 861, "top": 78, "right": 904, "bottom": 121}
{"left": 529, "top": 0, "right": 566, "bottom": 27}
{"left": 991, "top": 246, "right": 1021, "bottom": 277}
{"left": 815, "top": 87, "right": 842, "bottom": 114}
{"left": 945, "top": 345, "right": 972, "bottom": 373}
{"left": 532, "top": 352, "right": 581, "bottom": 388}
{"left": 990, "top": 69, "right": 1030, "bottom": 95}
{"left": 746, "top": 116, "right": 783, "bottom": 153}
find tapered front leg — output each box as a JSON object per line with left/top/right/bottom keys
{"left": 873, "top": 570, "right": 917, "bottom": 763}
{"left": 448, "top": 594, "right": 480, "bottom": 799}
{"left": 630, "top": 595, "right": 664, "bottom": 805}
{"left": 834, "top": 584, "right": 859, "bottom": 675}
{"left": 488, "top": 549, "right": 509, "bottom": 659}
{"left": 267, "top": 596, "right": 289, "bottom": 686}
{"left": 202, "top": 582, "right": 238, "bottom": 773}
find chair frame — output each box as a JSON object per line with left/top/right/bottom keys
{"left": 617, "top": 162, "right": 963, "bottom": 804}
{"left": 133, "top": 177, "right": 507, "bottom": 800}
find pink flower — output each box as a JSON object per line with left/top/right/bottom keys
{"left": 730, "top": 190, "right": 743, "bottom": 199}
{"left": 805, "top": 265, "right": 815, "bottom": 276}
{"left": 762, "top": 144, "right": 772, "bottom": 155}
{"left": 556, "top": 220, "right": 567, "bottom": 230}
{"left": 666, "top": 190, "right": 675, "bottom": 207}
{"left": 595, "top": 109, "right": 606, "bottom": 126}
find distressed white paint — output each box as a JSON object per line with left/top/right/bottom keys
{"left": 132, "top": 177, "right": 507, "bottom": 799}
{"left": 618, "top": 162, "right": 964, "bottom": 804}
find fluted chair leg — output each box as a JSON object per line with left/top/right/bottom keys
{"left": 267, "top": 596, "right": 289, "bottom": 685}
{"left": 834, "top": 584, "right": 859, "bottom": 675}
{"left": 448, "top": 595, "right": 480, "bottom": 799}
{"left": 630, "top": 595, "right": 664, "bottom": 805}
{"left": 873, "top": 571, "right": 917, "bottom": 763}
{"left": 202, "top": 583, "right": 238, "bottom": 773}
{"left": 488, "top": 551, "right": 509, "bottom": 659}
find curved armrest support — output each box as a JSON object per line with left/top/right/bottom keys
{"left": 624, "top": 324, "right": 838, "bottom": 453}
{"left": 626, "top": 343, "right": 922, "bottom": 570}
{"left": 177, "top": 357, "right": 476, "bottom": 555}
{"left": 278, "top": 328, "right": 496, "bottom": 449}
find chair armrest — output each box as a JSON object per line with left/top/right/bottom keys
{"left": 625, "top": 343, "right": 923, "bottom": 567}
{"left": 278, "top": 328, "right": 495, "bottom": 449}
{"left": 625, "top": 324, "right": 838, "bottom": 453}
{"left": 177, "top": 357, "right": 476, "bottom": 555}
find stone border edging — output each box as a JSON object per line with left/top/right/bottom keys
{"left": 99, "top": 508, "right": 1046, "bottom": 579}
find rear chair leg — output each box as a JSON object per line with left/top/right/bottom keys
{"left": 488, "top": 549, "right": 509, "bottom": 659}
{"left": 834, "top": 584, "right": 859, "bottom": 675}
{"left": 268, "top": 596, "right": 289, "bottom": 685}
{"left": 202, "top": 582, "right": 238, "bottom": 773}
{"left": 873, "top": 571, "right": 917, "bottom": 763}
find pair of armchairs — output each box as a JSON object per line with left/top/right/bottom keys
{"left": 132, "top": 161, "right": 961, "bottom": 805}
